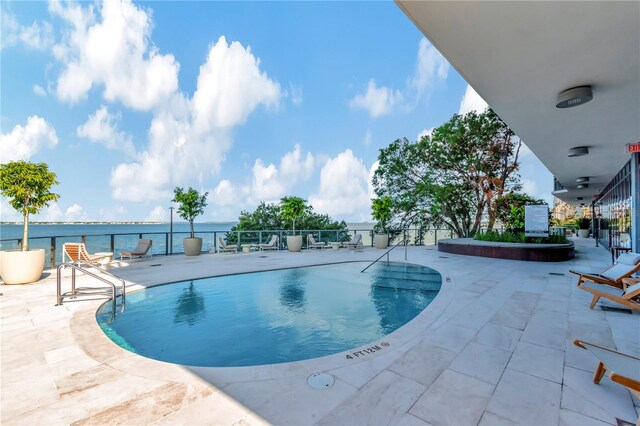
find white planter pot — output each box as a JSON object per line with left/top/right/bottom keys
{"left": 287, "top": 235, "right": 303, "bottom": 252}
{"left": 374, "top": 234, "right": 389, "bottom": 249}
{"left": 183, "top": 238, "right": 203, "bottom": 256}
{"left": 577, "top": 229, "right": 590, "bottom": 238}
{"left": 0, "top": 249, "right": 45, "bottom": 285}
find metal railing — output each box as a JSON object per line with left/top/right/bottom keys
{"left": 361, "top": 237, "right": 409, "bottom": 273}
{"left": 56, "top": 261, "right": 126, "bottom": 322}
{"left": 0, "top": 226, "right": 481, "bottom": 269}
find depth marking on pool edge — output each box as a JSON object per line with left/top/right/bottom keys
{"left": 345, "top": 342, "right": 390, "bottom": 360}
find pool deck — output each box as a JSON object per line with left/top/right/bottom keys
{"left": 1, "top": 238, "right": 639, "bottom": 425}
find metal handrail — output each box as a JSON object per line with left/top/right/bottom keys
{"left": 361, "top": 238, "right": 408, "bottom": 273}
{"left": 56, "top": 262, "right": 126, "bottom": 321}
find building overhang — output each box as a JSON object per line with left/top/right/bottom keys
{"left": 396, "top": 1, "right": 640, "bottom": 205}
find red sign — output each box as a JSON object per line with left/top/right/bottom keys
{"left": 627, "top": 142, "right": 640, "bottom": 153}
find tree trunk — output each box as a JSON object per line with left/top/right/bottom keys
{"left": 189, "top": 221, "right": 194, "bottom": 238}
{"left": 22, "top": 210, "right": 29, "bottom": 251}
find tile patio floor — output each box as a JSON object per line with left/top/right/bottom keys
{"left": 1, "top": 237, "right": 638, "bottom": 425}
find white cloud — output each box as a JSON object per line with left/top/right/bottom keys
{"left": 42, "top": 202, "right": 64, "bottom": 221}
{"left": 77, "top": 106, "right": 135, "bottom": 156}
{"left": 210, "top": 180, "right": 237, "bottom": 207}
{"left": 33, "top": 84, "right": 47, "bottom": 96}
{"left": 289, "top": 83, "right": 303, "bottom": 105}
{"left": 417, "top": 127, "right": 434, "bottom": 141}
{"left": 349, "top": 79, "right": 403, "bottom": 118}
{"left": 110, "top": 35, "right": 281, "bottom": 202}
{"left": 309, "top": 150, "right": 376, "bottom": 220}
{"left": 243, "top": 144, "right": 315, "bottom": 204}
{"left": 193, "top": 35, "right": 281, "bottom": 131}
{"left": 144, "top": 205, "right": 166, "bottom": 222}
{"left": 410, "top": 38, "right": 449, "bottom": 96}
{"left": 65, "top": 203, "right": 87, "bottom": 221}
{"left": 1, "top": 11, "right": 53, "bottom": 50}
{"left": 50, "top": 0, "right": 179, "bottom": 109}
{"left": 0, "top": 199, "right": 22, "bottom": 222}
{"left": 458, "top": 84, "right": 488, "bottom": 115}
{"left": 363, "top": 129, "right": 372, "bottom": 146}
{"left": 350, "top": 38, "right": 448, "bottom": 118}
{"left": 0, "top": 115, "right": 58, "bottom": 162}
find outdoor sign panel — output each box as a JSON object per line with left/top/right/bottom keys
{"left": 627, "top": 143, "right": 640, "bottom": 154}
{"left": 525, "top": 205, "right": 549, "bottom": 237}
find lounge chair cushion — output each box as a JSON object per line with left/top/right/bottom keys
{"left": 581, "top": 281, "right": 623, "bottom": 297}
{"left": 617, "top": 252, "right": 640, "bottom": 266}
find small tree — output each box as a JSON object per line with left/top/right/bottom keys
{"left": 0, "top": 161, "right": 59, "bottom": 251}
{"left": 493, "top": 192, "right": 545, "bottom": 232}
{"left": 371, "top": 196, "right": 393, "bottom": 234}
{"left": 280, "top": 196, "right": 309, "bottom": 234}
{"left": 172, "top": 187, "right": 208, "bottom": 238}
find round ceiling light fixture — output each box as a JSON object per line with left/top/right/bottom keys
{"left": 568, "top": 146, "right": 589, "bottom": 157}
{"left": 576, "top": 176, "right": 590, "bottom": 183}
{"left": 577, "top": 184, "right": 589, "bottom": 189}
{"left": 556, "top": 86, "right": 593, "bottom": 108}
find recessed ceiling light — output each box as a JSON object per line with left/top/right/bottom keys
{"left": 556, "top": 86, "right": 593, "bottom": 108}
{"left": 577, "top": 184, "right": 589, "bottom": 189}
{"left": 568, "top": 146, "right": 589, "bottom": 157}
{"left": 577, "top": 197, "right": 584, "bottom": 200}
{"left": 576, "top": 177, "right": 590, "bottom": 183}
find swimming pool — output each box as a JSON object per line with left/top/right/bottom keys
{"left": 97, "top": 261, "right": 441, "bottom": 367}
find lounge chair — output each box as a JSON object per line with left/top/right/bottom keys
{"left": 572, "top": 339, "right": 640, "bottom": 421}
{"left": 63, "top": 243, "right": 111, "bottom": 264}
{"left": 307, "top": 235, "right": 326, "bottom": 250}
{"left": 343, "top": 234, "right": 363, "bottom": 249}
{"left": 577, "top": 280, "right": 640, "bottom": 310}
{"left": 259, "top": 235, "right": 279, "bottom": 251}
{"left": 119, "top": 239, "right": 153, "bottom": 261}
{"left": 215, "top": 236, "right": 237, "bottom": 254}
{"left": 569, "top": 252, "right": 640, "bottom": 289}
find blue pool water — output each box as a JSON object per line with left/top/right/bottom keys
{"left": 97, "top": 261, "right": 441, "bottom": 367}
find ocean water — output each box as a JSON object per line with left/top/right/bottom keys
{"left": 0, "top": 223, "right": 235, "bottom": 267}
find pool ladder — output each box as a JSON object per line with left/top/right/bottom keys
{"left": 361, "top": 238, "right": 409, "bottom": 273}
{"left": 56, "top": 262, "right": 126, "bottom": 321}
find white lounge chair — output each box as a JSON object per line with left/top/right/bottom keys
{"left": 215, "top": 236, "right": 237, "bottom": 254}
{"left": 570, "top": 252, "right": 640, "bottom": 288}
{"left": 578, "top": 280, "right": 640, "bottom": 311}
{"left": 120, "top": 239, "right": 153, "bottom": 261}
{"left": 343, "top": 234, "right": 363, "bottom": 249}
{"left": 307, "top": 235, "right": 326, "bottom": 250}
{"left": 259, "top": 235, "right": 279, "bottom": 251}
{"left": 63, "top": 243, "right": 111, "bottom": 264}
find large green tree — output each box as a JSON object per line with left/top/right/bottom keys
{"left": 372, "top": 108, "right": 522, "bottom": 237}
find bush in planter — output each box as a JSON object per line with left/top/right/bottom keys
{"left": 372, "top": 196, "right": 393, "bottom": 248}
{"left": 577, "top": 217, "right": 591, "bottom": 229}
{"left": 172, "top": 187, "right": 208, "bottom": 255}
{"left": 280, "top": 196, "right": 310, "bottom": 252}
{"left": 0, "top": 161, "right": 59, "bottom": 284}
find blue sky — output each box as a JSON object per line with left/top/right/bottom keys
{"left": 1, "top": 0, "right": 552, "bottom": 223}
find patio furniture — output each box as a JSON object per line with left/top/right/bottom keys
{"left": 612, "top": 246, "right": 633, "bottom": 264}
{"left": 259, "top": 235, "right": 279, "bottom": 251}
{"left": 307, "top": 235, "right": 326, "bottom": 250}
{"left": 62, "top": 243, "right": 112, "bottom": 264}
{"left": 577, "top": 280, "right": 640, "bottom": 310}
{"left": 330, "top": 242, "right": 341, "bottom": 251}
{"left": 94, "top": 252, "right": 114, "bottom": 265}
{"left": 119, "top": 239, "right": 153, "bottom": 261}
{"left": 215, "top": 237, "right": 237, "bottom": 254}
{"left": 572, "top": 339, "right": 640, "bottom": 422}
{"left": 241, "top": 244, "right": 253, "bottom": 253}
{"left": 569, "top": 252, "right": 640, "bottom": 288}
{"left": 343, "top": 234, "right": 363, "bottom": 249}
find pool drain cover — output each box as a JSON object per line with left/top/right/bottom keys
{"left": 307, "top": 373, "right": 334, "bottom": 389}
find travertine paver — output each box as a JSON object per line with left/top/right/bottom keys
{"left": 1, "top": 237, "right": 639, "bottom": 425}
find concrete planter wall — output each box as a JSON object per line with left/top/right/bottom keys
{"left": 287, "top": 235, "right": 303, "bottom": 252}
{"left": 374, "top": 234, "right": 389, "bottom": 249}
{"left": 438, "top": 238, "right": 575, "bottom": 262}
{"left": 0, "top": 249, "right": 45, "bottom": 284}
{"left": 183, "top": 237, "right": 203, "bottom": 256}
{"left": 577, "top": 229, "right": 590, "bottom": 238}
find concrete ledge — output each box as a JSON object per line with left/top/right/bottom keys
{"left": 438, "top": 238, "right": 575, "bottom": 262}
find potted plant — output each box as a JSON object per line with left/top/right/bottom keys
{"left": 172, "top": 187, "right": 208, "bottom": 256}
{"left": 577, "top": 217, "right": 591, "bottom": 238}
{"left": 372, "top": 196, "right": 392, "bottom": 249}
{"left": 280, "top": 196, "right": 309, "bottom": 252}
{"left": 0, "top": 161, "right": 59, "bottom": 284}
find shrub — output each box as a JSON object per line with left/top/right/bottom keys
{"left": 577, "top": 217, "right": 591, "bottom": 229}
